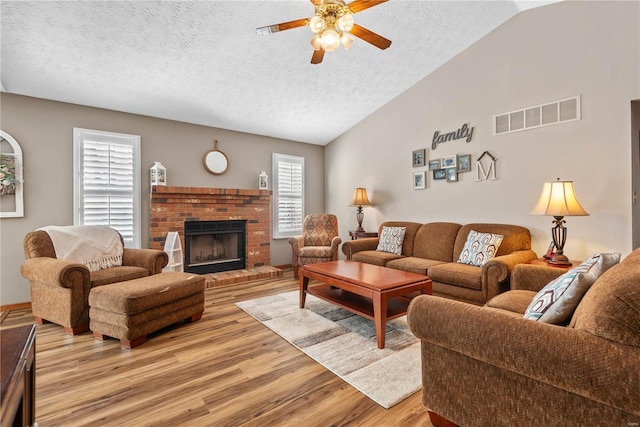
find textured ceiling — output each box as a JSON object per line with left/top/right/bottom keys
{"left": 0, "top": 1, "right": 557, "bottom": 145}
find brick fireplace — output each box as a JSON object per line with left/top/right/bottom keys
{"left": 150, "top": 186, "right": 271, "bottom": 271}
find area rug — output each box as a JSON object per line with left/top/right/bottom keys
{"left": 235, "top": 291, "right": 422, "bottom": 408}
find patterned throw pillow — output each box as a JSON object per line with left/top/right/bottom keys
{"left": 457, "top": 230, "right": 504, "bottom": 267}
{"left": 376, "top": 226, "right": 406, "bottom": 255}
{"left": 523, "top": 252, "right": 621, "bottom": 324}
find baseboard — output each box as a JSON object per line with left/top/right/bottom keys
{"left": 1, "top": 301, "right": 31, "bottom": 311}
{"left": 272, "top": 264, "right": 292, "bottom": 270}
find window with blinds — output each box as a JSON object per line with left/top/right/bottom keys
{"left": 272, "top": 153, "right": 304, "bottom": 239}
{"left": 73, "top": 128, "right": 141, "bottom": 248}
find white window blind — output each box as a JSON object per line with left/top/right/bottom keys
{"left": 272, "top": 153, "right": 304, "bottom": 239}
{"left": 73, "top": 128, "right": 141, "bottom": 248}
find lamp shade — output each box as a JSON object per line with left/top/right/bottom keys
{"left": 351, "top": 187, "right": 372, "bottom": 207}
{"left": 530, "top": 179, "right": 589, "bottom": 217}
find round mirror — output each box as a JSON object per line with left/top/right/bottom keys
{"left": 203, "top": 140, "right": 228, "bottom": 175}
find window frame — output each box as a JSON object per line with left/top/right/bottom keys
{"left": 272, "top": 153, "right": 305, "bottom": 239}
{"left": 73, "top": 128, "right": 141, "bottom": 248}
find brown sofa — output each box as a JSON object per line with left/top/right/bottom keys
{"left": 21, "top": 229, "right": 168, "bottom": 335}
{"left": 341, "top": 221, "right": 537, "bottom": 305}
{"left": 408, "top": 248, "right": 640, "bottom": 427}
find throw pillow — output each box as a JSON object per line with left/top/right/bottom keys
{"left": 376, "top": 226, "right": 406, "bottom": 255}
{"left": 523, "top": 252, "right": 621, "bottom": 324}
{"left": 457, "top": 230, "right": 504, "bottom": 267}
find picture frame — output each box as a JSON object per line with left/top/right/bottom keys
{"left": 457, "top": 154, "right": 471, "bottom": 172}
{"left": 441, "top": 154, "right": 457, "bottom": 168}
{"left": 433, "top": 169, "right": 446, "bottom": 180}
{"left": 428, "top": 159, "right": 441, "bottom": 170}
{"left": 413, "top": 171, "right": 426, "bottom": 189}
{"left": 446, "top": 167, "right": 458, "bottom": 182}
{"left": 412, "top": 149, "right": 426, "bottom": 167}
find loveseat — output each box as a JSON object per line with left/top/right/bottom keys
{"left": 21, "top": 227, "right": 168, "bottom": 335}
{"left": 408, "top": 249, "right": 640, "bottom": 426}
{"left": 341, "top": 221, "right": 537, "bottom": 305}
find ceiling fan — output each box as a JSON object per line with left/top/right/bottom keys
{"left": 256, "top": 0, "right": 392, "bottom": 64}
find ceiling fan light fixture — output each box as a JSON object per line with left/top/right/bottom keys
{"left": 336, "top": 14, "right": 354, "bottom": 32}
{"left": 340, "top": 32, "right": 354, "bottom": 50}
{"left": 309, "top": 16, "right": 325, "bottom": 33}
{"left": 320, "top": 29, "right": 340, "bottom": 52}
{"left": 256, "top": 0, "right": 391, "bottom": 65}
{"left": 310, "top": 34, "right": 322, "bottom": 50}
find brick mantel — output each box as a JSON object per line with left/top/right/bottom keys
{"left": 150, "top": 186, "right": 272, "bottom": 269}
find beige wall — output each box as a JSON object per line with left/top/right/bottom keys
{"left": 3, "top": 1, "right": 639, "bottom": 306}
{"left": 326, "top": 1, "right": 640, "bottom": 259}
{"left": 0, "top": 94, "right": 325, "bottom": 305}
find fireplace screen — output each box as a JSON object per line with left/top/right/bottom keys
{"left": 184, "top": 220, "right": 246, "bottom": 274}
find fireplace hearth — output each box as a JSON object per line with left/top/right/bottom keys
{"left": 184, "top": 220, "right": 246, "bottom": 274}
{"left": 150, "top": 186, "right": 271, "bottom": 271}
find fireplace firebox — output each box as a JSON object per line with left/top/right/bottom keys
{"left": 184, "top": 220, "right": 246, "bottom": 274}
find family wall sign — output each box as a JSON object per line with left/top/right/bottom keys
{"left": 431, "top": 123, "right": 475, "bottom": 150}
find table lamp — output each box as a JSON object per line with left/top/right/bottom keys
{"left": 351, "top": 187, "right": 372, "bottom": 232}
{"left": 530, "top": 178, "right": 589, "bottom": 265}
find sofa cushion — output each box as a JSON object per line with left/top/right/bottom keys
{"left": 572, "top": 250, "right": 640, "bottom": 347}
{"left": 523, "top": 253, "right": 621, "bottom": 324}
{"left": 412, "top": 222, "right": 462, "bottom": 262}
{"left": 352, "top": 250, "right": 403, "bottom": 266}
{"left": 457, "top": 230, "right": 504, "bottom": 267}
{"left": 385, "top": 257, "right": 446, "bottom": 275}
{"left": 90, "top": 266, "right": 150, "bottom": 288}
{"left": 486, "top": 290, "right": 538, "bottom": 314}
{"left": 298, "top": 246, "right": 333, "bottom": 258}
{"left": 376, "top": 226, "right": 406, "bottom": 255}
{"left": 427, "top": 262, "right": 483, "bottom": 291}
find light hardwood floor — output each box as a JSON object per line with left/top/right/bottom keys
{"left": 1, "top": 271, "right": 433, "bottom": 427}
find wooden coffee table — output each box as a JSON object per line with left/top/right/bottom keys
{"left": 299, "top": 260, "right": 432, "bottom": 349}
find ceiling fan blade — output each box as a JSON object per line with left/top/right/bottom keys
{"left": 347, "top": 0, "right": 389, "bottom": 14}
{"left": 310, "top": 0, "right": 322, "bottom": 5}
{"left": 350, "top": 24, "right": 392, "bottom": 50}
{"left": 256, "top": 18, "right": 308, "bottom": 35}
{"left": 311, "top": 48, "right": 325, "bottom": 64}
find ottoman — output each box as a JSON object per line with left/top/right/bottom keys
{"left": 89, "top": 272, "right": 205, "bottom": 348}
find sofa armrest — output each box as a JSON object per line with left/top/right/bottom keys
{"left": 330, "top": 236, "right": 342, "bottom": 250}
{"left": 482, "top": 249, "right": 538, "bottom": 300}
{"left": 287, "top": 236, "right": 303, "bottom": 252}
{"left": 330, "top": 236, "right": 342, "bottom": 260}
{"left": 511, "top": 264, "right": 565, "bottom": 292}
{"left": 341, "top": 238, "right": 379, "bottom": 260}
{"left": 407, "top": 296, "right": 640, "bottom": 415}
{"left": 20, "top": 257, "right": 90, "bottom": 289}
{"left": 122, "top": 248, "right": 168, "bottom": 275}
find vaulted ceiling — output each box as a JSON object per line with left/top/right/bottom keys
{"left": 0, "top": 1, "right": 557, "bottom": 145}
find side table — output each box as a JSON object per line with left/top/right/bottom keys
{"left": 529, "top": 258, "right": 582, "bottom": 269}
{"left": 348, "top": 230, "right": 378, "bottom": 240}
{"left": 1, "top": 324, "right": 36, "bottom": 427}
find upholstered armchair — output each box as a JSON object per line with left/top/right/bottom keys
{"left": 21, "top": 226, "right": 168, "bottom": 335}
{"left": 288, "top": 214, "right": 342, "bottom": 278}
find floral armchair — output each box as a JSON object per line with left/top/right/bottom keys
{"left": 288, "top": 214, "right": 342, "bottom": 278}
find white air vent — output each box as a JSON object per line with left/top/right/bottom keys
{"left": 494, "top": 95, "right": 581, "bottom": 135}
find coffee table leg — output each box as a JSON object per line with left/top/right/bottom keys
{"left": 373, "top": 294, "right": 387, "bottom": 349}
{"left": 299, "top": 274, "right": 309, "bottom": 308}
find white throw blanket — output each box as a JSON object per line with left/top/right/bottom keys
{"left": 39, "top": 225, "right": 123, "bottom": 272}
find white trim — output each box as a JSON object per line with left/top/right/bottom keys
{"left": 272, "top": 153, "right": 304, "bottom": 239}
{"left": 73, "top": 128, "right": 141, "bottom": 248}
{"left": 0, "top": 130, "right": 24, "bottom": 218}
